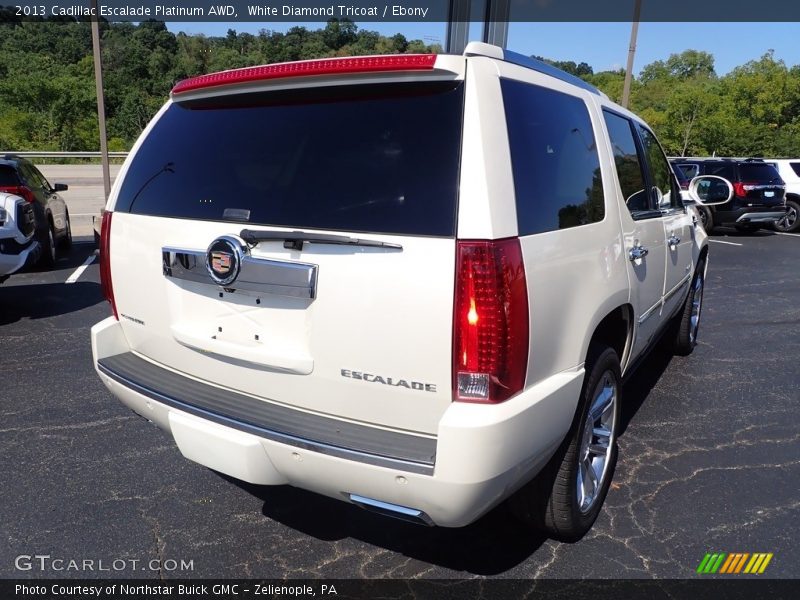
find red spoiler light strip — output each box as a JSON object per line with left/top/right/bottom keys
{"left": 172, "top": 54, "right": 438, "bottom": 95}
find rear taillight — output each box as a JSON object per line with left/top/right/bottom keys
{"left": 733, "top": 181, "right": 757, "bottom": 197}
{"left": 0, "top": 185, "right": 35, "bottom": 203}
{"left": 453, "top": 238, "right": 529, "bottom": 403}
{"left": 99, "top": 210, "right": 118, "bottom": 320}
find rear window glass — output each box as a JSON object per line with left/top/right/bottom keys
{"left": 501, "top": 78, "right": 604, "bottom": 235}
{"left": 0, "top": 165, "right": 20, "bottom": 186}
{"left": 115, "top": 82, "right": 464, "bottom": 237}
{"left": 739, "top": 163, "right": 781, "bottom": 183}
{"left": 705, "top": 163, "right": 735, "bottom": 180}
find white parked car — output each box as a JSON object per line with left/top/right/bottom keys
{"left": 91, "top": 43, "right": 729, "bottom": 541}
{"left": 765, "top": 159, "right": 800, "bottom": 232}
{"left": 0, "top": 192, "right": 39, "bottom": 283}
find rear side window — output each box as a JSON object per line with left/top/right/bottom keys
{"left": 791, "top": 162, "right": 800, "bottom": 177}
{"left": 739, "top": 163, "right": 781, "bottom": 183}
{"left": 502, "top": 79, "right": 604, "bottom": 235}
{"left": 705, "top": 163, "right": 735, "bottom": 181}
{"left": 0, "top": 165, "right": 21, "bottom": 186}
{"left": 676, "top": 163, "right": 699, "bottom": 179}
{"left": 115, "top": 82, "right": 464, "bottom": 237}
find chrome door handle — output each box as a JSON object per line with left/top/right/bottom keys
{"left": 668, "top": 234, "right": 681, "bottom": 247}
{"left": 629, "top": 244, "right": 649, "bottom": 261}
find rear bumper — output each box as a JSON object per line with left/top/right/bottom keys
{"left": 735, "top": 210, "right": 787, "bottom": 224}
{"left": 714, "top": 206, "right": 786, "bottom": 226}
{"left": 91, "top": 317, "right": 583, "bottom": 527}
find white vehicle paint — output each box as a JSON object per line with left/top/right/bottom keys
{"left": 0, "top": 192, "right": 39, "bottom": 282}
{"left": 765, "top": 158, "right": 800, "bottom": 232}
{"left": 91, "top": 43, "right": 716, "bottom": 540}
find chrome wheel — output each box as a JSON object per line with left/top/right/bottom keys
{"left": 577, "top": 371, "right": 617, "bottom": 514}
{"left": 689, "top": 271, "right": 704, "bottom": 345}
{"left": 776, "top": 205, "right": 797, "bottom": 232}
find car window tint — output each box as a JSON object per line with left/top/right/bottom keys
{"left": 672, "top": 166, "right": 689, "bottom": 186}
{"left": 501, "top": 78, "right": 604, "bottom": 235}
{"left": 19, "top": 163, "right": 47, "bottom": 191}
{"left": 739, "top": 163, "right": 781, "bottom": 182}
{"left": 791, "top": 162, "right": 800, "bottom": 177}
{"left": 0, "top": 165, "right": 20, "bottom": 186}
{"left": 31, "top": 164, "right": 52, "bottom": 190}
{"left": 676, "top": 163, "right": 699, "bottom": 179}
{"left": 115, "top": 82, "right": 464, "bottom": 237}
{"left": 706, "top": 163, "right": 735, "bottom": 180}
{"left": 602, "top": 110, "right": 651, "bottom": 217}
{"left": 638, "top": 126, "right": 679, "bottom": 209}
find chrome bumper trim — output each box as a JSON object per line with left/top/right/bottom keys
{"left": 98, "top": 352, "right": 436, "bottom": 476}
{"left": 736, "top": 211, "right": 786, "bottom": 223}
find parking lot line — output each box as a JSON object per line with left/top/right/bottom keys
{"left": 774, "top": 232, "right": 799, "bottom": 237}
{"left": 708, "top": 239, "right": 743, "bottom": 246}
{"left": 65, "top": 253, "right": 97, "bottom": 284}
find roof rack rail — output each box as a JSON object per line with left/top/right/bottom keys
{"left": 669, "top": 156, "right": 765, "bottom": 162}
{"left": 463, "top": 42, "right": 602, "bottom": 97}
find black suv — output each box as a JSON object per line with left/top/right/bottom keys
{"left": 671, "top": 158, "right": 786, "bottom": 233}
{"left": 0, "top": 155, "right": 72, "bottom": 265}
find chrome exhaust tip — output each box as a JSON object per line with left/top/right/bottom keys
{"left": 348, "top": 493, "right": 434, "bottom": 527}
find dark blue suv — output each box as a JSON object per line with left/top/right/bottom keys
{"left": 671, "top": 158, "right": 787, "bottom": 233}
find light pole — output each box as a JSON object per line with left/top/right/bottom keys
{"left": 621, "top": 0, "right": 642, "bottom": 109}
{"left": 90, "top": 0, "right": 111, "bottom": 201}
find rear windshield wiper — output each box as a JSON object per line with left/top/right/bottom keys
{"left": 240, "top": 229, "right": 403, "bottom": 251}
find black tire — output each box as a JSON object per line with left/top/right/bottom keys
{"left": 734, "top": 224, "right": 760, "bottom": 234}
{"left": 774, "top": 199, "right": 800, "bottom": 233}
{"left": 673, "top": 259, "right": 705, "bottom": 356}
{"left": 698, "top": 206, "right": 713, "bottom": 233}
{"left": 39, "top": 224, "right": 56, "bottom": 267}
{"left": 509, "top": 346, "right": 621, "bottom": 542}
{"left": 58, "top": 210, "right": 72, "bottom": 251}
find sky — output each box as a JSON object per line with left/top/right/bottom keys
{"left": 167, "top": 21, "right": 800, "bottom": 76}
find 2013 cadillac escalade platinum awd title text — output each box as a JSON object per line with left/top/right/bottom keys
{"left": 91, "top": 43, "right": 729, "bottom": 541}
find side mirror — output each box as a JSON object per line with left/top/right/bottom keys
{"left": 688, "top": 175, "right": 732, "bottom": 206}
{"left": 53, "top": 183, "right": 68, "bottom": 192}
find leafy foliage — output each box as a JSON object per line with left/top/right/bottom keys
{"left": 0, "top": 17, "right": 441, "bottom": 150}
{"left": 582, "top": 49, "right": 800, "bottom": 157}
{"left": 0, "top": 18, "right": 797, "bottom": 158}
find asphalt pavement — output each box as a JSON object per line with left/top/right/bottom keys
{"left": 0, "top": 229, "right": 798, "bottom": 580}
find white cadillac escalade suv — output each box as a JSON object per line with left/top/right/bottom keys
{"left": 91, "top": 43, "right": 730, "bottom": 541}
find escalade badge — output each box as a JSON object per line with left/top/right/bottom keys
{"left": 205, "top": 236, "right": 246, "bottom": 286}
